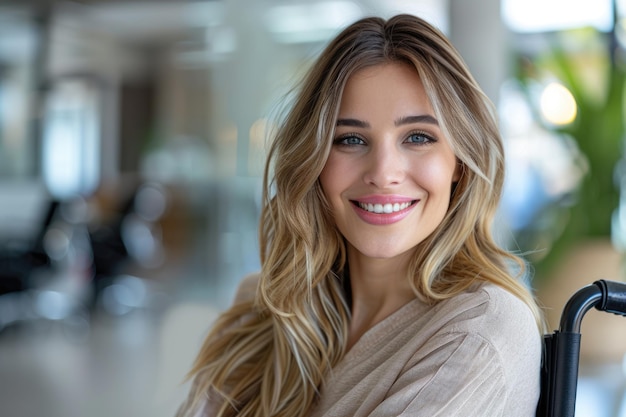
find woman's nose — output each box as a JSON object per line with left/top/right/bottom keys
{"left": 362, "top": 144, "right": 406, "bottom": 188}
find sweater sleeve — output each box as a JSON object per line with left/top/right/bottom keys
{"left": 368, "top": 332, "right": 507, "bottom": 417}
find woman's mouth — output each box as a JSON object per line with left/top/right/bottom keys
{"left": 349, "top": 198, "right": 418, "bottom": 225}
{"left": 353, "top": 200, "right": 416, "bottom": 214}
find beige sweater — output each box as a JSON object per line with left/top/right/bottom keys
{"left": 177, "top": 280, "right": 542, "bottom": 417}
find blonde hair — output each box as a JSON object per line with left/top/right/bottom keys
{"left": 183, "top": 14, "right": 543, "bottom": 417}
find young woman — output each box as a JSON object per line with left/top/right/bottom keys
{"left": 176, "top": 13, "right": 544, "bottom": 417}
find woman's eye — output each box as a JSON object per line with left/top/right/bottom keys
{"left": 406, "top": 132, "right": 435, "bottom": 144}
{"left": 335, "top": 135, "right": 365, "bottom": 146}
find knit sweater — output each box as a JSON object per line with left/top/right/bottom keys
{"left": 176, "top": 279, "right": 542, "bottom": 416}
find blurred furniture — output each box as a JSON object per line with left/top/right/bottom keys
{"left": 0, "top": 200, "right": 58, "bottom": 295}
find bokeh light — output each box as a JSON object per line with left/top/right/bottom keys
{"left": 540, "top": 82, "right": 578, "bottom": 126}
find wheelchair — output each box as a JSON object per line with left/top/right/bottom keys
{"left": 537, "top": 279, "right": 626, "bottom": 416}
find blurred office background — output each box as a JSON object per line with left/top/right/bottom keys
{"left": 1, "top": 0, "right": 626, "bottom": 416}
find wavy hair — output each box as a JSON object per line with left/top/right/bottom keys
{"left": 183, "top": 14, "right": 543, "bottom": 417}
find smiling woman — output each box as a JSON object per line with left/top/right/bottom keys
{"left": 176, "top": 13, "right": 544, "bottom": 417}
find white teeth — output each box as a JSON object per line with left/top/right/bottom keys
{"left": 358, "top": 201, "right": 412, "bottom": 213}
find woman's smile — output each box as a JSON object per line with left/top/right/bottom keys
{"left": 350, "top": 195, "right": 419, "bottom": 225}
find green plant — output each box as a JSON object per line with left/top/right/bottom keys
{"left": 515, "top": 26, "right": 626, "bottom": 279}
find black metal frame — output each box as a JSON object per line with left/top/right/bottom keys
{"left": 537, "top": 279, "right": 626, "bottom": 417}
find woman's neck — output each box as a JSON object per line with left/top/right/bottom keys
{"left": 345, "top": 249, "right": 417, "bottom": 351}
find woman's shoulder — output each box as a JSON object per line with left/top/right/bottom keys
{"left": 437, "top": 283, "right": 540, "bottom": 338}
{"left": 429, "top": 282, "right": 542, "bottom": 365}
{"left": 434, "top": 282, "right": 542, "bottom": 382}
{"left": 474, "top": 283, "right": 539, "bottom": 337}
{"left": 421, "top": 283, "right": 541, "bottom": 391}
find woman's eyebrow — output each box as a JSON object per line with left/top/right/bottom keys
{"left": 395, "top": 115, "right": 439, "bottom": 126}
{"left": 336, "top": 115, "right": 438, "bottom": 128}
{"left": 336, "top": 118, "right": 370, "bottom": 128}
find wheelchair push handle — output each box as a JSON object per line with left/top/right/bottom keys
{"left": 594, "top": 279, "right": 626, "bottom": 316}
{"left": 559, "top": 279, "right": 626, "bottom": 334}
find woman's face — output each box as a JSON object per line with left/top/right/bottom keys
{"left": 319, "top": 62, "right": 460, "bottom": 261}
